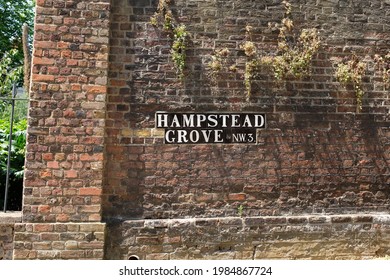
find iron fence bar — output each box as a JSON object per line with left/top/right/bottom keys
{"left": 0, "top": 97, "right": 28, "bottom": 101}
{"left": 3, "top": 84, "right": 17, "bottom": 213}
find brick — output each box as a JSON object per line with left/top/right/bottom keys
{"left": 78, "top": 241, "right": 104, "bottom": 249}
{"left": 52, "top": 241, "right": 65, "bottom": 250}
{"left": 353, "top": 216, "right": 374, "bottom": 223}
{"left": 42, "top": 153, "right": 54, "bottom": 161}
{"left": 14, "top": 233, "right": 40, "bottom": 242}
{"left": 79, "top": 153, "right": 104, "bottom": 161}
{"left": 228, "top": 193, "right": 246, "bottom": 201}
{"left": 33, "top": 242, "right": 52, "bottom": 250}
{"left": 34, "top": 57, "right": 56, "bottom": 65}
{"left": 13, "top": 250, "right": 37, "bottom": 260}
{"left": 65, "top": 240, "right": 78, "bottom": 250}
{"left": 244, "top": 218, "right": 265, "bottom": 226}
{"left": 38, "top": 205, "right": 51, "bottom": 214}
{"left": 40, "top": 233, "right": 60, "bottom": 241}
{"left": 57, "top": 214, "right": 70, "bottom": 222}
{"left": 79, "top": 224, "right": 105, "bottom": 233}
{"left": 288, "top": 217, "right": 308, "bottom": 224}
{"left": 34, "top": 224, "right": 54, "bottom": 232}
{"left": 47, "top": 161, "right": 60, "bottom": 169}
{"left": 66, "top": 224, "right": 80, "bottom": 232}
{"left": 32, "top": 74, "right": 55, "bottom": 82}
{"left": 331, "top": 216, "right": 353, "bottom": 224}
{"left": 84, "top": 85, "right": 107, "bottom": 94}
{"left": 147, "top": 253, "right": 169, "bottom": 260}
{"left": 136, "top": 237, "right": 161, "bottom": 245}
{"left": 65, "top": 170, "right": 78, "bottom": 178}
{"left": 60, "top": 250, "right": 85, "bottom": 259}
{"left": 78, "top": 205, "right": 101, "bottom": 213}
{"left": 78, "top": 188, "right": 102, "bottom": 196}
{"left": 88, "top": 214, "right": 102, "bottom": 222}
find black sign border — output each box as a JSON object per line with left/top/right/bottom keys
{"left": 155, "top": 112, "right": 267, "bottom": 145}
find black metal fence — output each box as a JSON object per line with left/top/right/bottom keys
{"left": 0, "top": 84, "right": 28, "bottom": 212}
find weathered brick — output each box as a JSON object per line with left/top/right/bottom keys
{"left": 331, "top": 216, "right": 353, "bottom": 224}
{"left": 228, "top": 193, "right": 247, "bottom": 201}
{"left": 33, "top": 242, "right": 52, "bottom": 250}
{"left": 78, "top": 188, "right": 102, "bottom": 196}
{"left": 34, "top": 57, "right": 56, "bottom": 65}
{"left": 33, "top": 224, "right": 54, "bottom": 232}
{"left": 79, "top": 224, "right": 105, "bottom": 233}
{"left": 136, "top": 237, "right": 161, "bottom": 245}
{"left": 288, "top": 217, "right": 308, "bottom": 224}
{"left": 78, "top": 241, "right": 104, "bottom": 250}
{"left": 13, "top": 250, "right": 37, "bottom": 260}
{"left": 31, "top": 74, "right": 56, "bottom": 82}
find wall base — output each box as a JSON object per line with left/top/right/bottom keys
{"left": 0, "top": 212, "right": 21, "bottom": 260}
{"left": 13, "top": 222, "right": 106, "bottom": 260}
{"left": 105, "top": 214, "right": 390, "bottom": 260}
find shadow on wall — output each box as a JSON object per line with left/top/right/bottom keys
{"left": 102, "top": 0, "right": 390, "bottom": 221}
{"left": 102, "top": 117, "right": 390, "bottom": 221}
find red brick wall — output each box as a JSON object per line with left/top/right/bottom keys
{"left": 18, "top": 0, "right": 390, "bottom": 259}
{"left": 24, "top": 0, "right": 110, "bottom": 223}
{"left": 14, "top": 0, "right": 110, "bottom": 259}
{"left": 104, "top": 0, "right": 390, "bottom": 221}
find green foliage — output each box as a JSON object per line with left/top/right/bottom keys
{"left": 0, "top": 117, "right": 26, "bottom": 210}
{"left": 335, "top": 53, "right": 367, "bottom": 112}
{"left": 151, "top": 0, "right": 189, "bottom": 80}
{"left": 0, "top": 49, "right": 23, "bottom": 97}
{"left": 244, "top": 59, "right": 261, "bottom": 97}
{"left": 267, "top": 27, "right": 320, "bottom": 80}
{"left": 240, "top": 27, "right": 262, "bottom": 97}
{"left": 374, "top": 52, "right": 390, "bottom": 89}
{"left": 171, "top": 25, "right": 188, "bottom": 80}
{"left": 0, "top": 0, "right": 34, "bottom": 98}
{"left": 241, "top": 0, "right": 320, "bottom": 96}
{"left": 208, "top": 48, "right": 235, "bottom": 83}
{"left": 237, "top": 205, "right": 244, "bottom": 217}
{"left": 0, "top": 1, "right": 31, "bottom": 210}
{"left": 0, "top": 93, "right": 28, "bottom": 122}
{"left": 0, "top": 118, "right": 27, "bottom": 178}
{"left": 0, "top": 0, "right": 35, "bottom": 59}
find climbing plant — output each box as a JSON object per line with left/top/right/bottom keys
{"left": 335, "top": 53, "right": 367, "bottom": 112}
{"left": 241, "top": 0, "right": 321, "bottom": 96}
{"left": 240, "top": 26, "right": 262, "bottom": 96}
{"left": 208, "top": 48, "right": 237, "bottom": 84}
{"left": 151, "top": 0, "right": 189, "bottom": 80}
{"left": 148, "top": 0, "right": 388, "bottom": 114}
{"left": 374, "top": 52, "right": 390, "bottom": 89}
